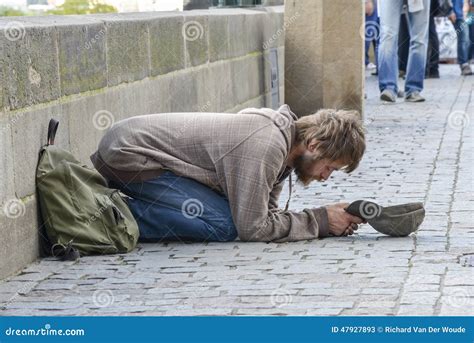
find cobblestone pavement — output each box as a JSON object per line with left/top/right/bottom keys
{"left": 1, "top": 65, "right": 472, "bottom": 316}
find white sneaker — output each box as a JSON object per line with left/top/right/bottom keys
{"left": 366, "top": 62, "right": 376, "bottom": 70}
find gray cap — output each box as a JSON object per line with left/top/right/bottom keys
{"left": 345, "top": 200, "right": 425, "bottom": 237}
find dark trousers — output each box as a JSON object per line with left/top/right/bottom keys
{"left": 398, "top": 13, "right": 410, "bottom": 73}
{"left": 426, "top": 13, "right": 440, "bottom": 74}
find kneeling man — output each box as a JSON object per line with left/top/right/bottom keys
{"left": 91, "top": 105, "right": 365, "bottom": 243}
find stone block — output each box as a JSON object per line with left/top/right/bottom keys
{"left": 149, "top": 14, "right": 186, "bottom": 76}
{"left": 10, "top": 104, "right": 68, "bottom": 199}
{"left": 183, "top": 14, "right": 209, "bottom": 67}
{"left": 208, "top": 14, "right": 229, "bottom": 62}
{"left": 102, "top": 17, "right": 150, "bottom": 86}
{"left": 231, "top": 55, "right": 264, "bottom": 105}
{"left": 0, "top": 117, "right": 15, "bottom": 205}
{"left": 227, "top": 14, "right": 247, "bottom": 59}
{"left": 167, "top": 71, "right": 198, "bottom": 113}
{"left": 55, "top": 17, "right": 107, "bottom": 96}
{"left": 65, "top": 92, "right": 108, "bottom": 166}
{"left": 0, "top": 19, "right": 60, "bottom": 110}
{"left": 284, "top": 0, "right": 363, "bottom": 116}
{"left": 207, "top": 60, "right": 233, "bottom": 112}
{"left": 0, "top": 197, "right": 39, "bottom": 280}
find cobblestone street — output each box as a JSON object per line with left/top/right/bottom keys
{"left": 0, "top": 65, "right": 472, "bottom": 316}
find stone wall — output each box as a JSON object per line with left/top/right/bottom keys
{"left": 284, "top": 0, "right": 364, "bottom": 116}
{"left": 0, "top": 7, "right": 284, "bottom": 280}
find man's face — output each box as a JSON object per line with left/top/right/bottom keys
{"left": 293, "top": 149, "right": 346, "bottom": 186}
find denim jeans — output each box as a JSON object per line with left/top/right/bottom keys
{"left": 378, "top": 0, "right": 429, "bottom": 95}
{"left": 110, "top": 171, "right": 238, "bottom": 242}
{"left": 469, "top": 19, "right": 474, "bottom": 61}
{"left": 454, "top": 19, "right": 470, "bottom": 65}
{"left": 365, "top": 18, "right": 379, "bottom": 67}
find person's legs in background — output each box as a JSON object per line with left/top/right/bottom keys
{"left": 110, "top": 171, "right": 238, "bottom": 243}
{"left": 469, "top": 17, "right": 474, "bottom": 62}
{"left": 426, "top": 4, "right": 440, "bottom": 78}
{"left": 371, "top": 17, "right": 380, "bottom": 75}
{"left": 399, "top": 9, "right": 411, "bottom": 79}
{"left": 365, "top": 27, "right": 371, "bottom": 67}
{"left": 404, "top": 0, "right": 430, "bottom": 100}
{"left": 365, "top": 1, "right": 379, "bottom": 72}
{"left": 454, "top": 18, "right": 473, "bottom": 75}
{"left": 378, "top": 0, "right": 404, "bottom": 101}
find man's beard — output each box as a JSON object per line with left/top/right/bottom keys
{"left": 293, "top": 152, "right": 320, "bottom": 187}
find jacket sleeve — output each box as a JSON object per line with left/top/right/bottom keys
{"left": 268, "top": 181, "right": 284, "bottom": 210}
{"left": 214, "top": 130, "right": 329, "bottom": 243}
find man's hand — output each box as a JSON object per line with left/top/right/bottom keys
{"left": 449, "top": 11, "right": 456, "bottom": 23}
{"left": 325, "top": 203, "right": 364, "bottom": 236}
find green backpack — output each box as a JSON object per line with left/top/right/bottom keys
{"left": 36, "top": 119, "right": 139, "bottom": 260}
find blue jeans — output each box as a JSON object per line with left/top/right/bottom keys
{"left": 454, "top": 19, "right": 470, "bottom": 65}
{"left": 365, "top": 18, "right": 380, "bottom": 67}
{"left": 110, "top": 171, "right": 238, "bottom": 242}
{"left": 378, "top": 0, "right": 429, "bottom": 95}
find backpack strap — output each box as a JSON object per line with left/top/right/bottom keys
{"left": 47, "top": 119, "right": 59, "bottom": 145}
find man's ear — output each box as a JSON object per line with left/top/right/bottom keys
{"left": 307, "top": 139, "right": 320, "bottom": 153}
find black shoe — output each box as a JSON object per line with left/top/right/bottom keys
{"left": 426, "top": 70, "right": 440, "bottom": 79}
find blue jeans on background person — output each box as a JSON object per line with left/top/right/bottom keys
{"left": 469, "top": 17, "right": 474, "bottom": 61}
{"left": 454, "top": 19, "right": 470, "bottom": 65}
{"left": 365, "top": 18, "right": 380, "bottom": 67}
{"left": 378, "top": 0, "right": 429, "bottom": 95}
{"left": 109, "top": 171, "right": 238, "bottom": 242}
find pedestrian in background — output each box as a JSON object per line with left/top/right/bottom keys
{"left": 365, "top": 0, "right": 379, "bottom": 74}
{"left": 467, "top": 0, "right": 474, "bottom": 62}
{"left": 450, "top": 0, "right": 473, "bottom": 75}
{"left": 426, "top": 0, "right": 441, "bottom": 78}
{"left": 378, "top": 0, "right": 430, "bottom": 103}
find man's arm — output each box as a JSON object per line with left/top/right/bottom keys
{"left": 214, "top": 128, "right": 329, "bottom": 243}
{"left": 268, "top": 180, "right": 284, "bottom": 210}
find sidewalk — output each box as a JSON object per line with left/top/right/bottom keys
{"left": 0, "top": 64, "right": 472, "bottom": 316}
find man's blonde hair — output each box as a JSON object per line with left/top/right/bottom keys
{"left": 295, "top": 109, "right": 366, "bottom": 173}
